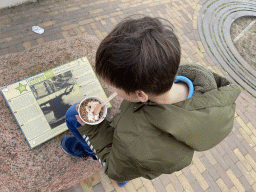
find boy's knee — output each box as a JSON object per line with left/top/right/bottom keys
{"left": 65, "top": 103, "right": 79, "bottom": 122}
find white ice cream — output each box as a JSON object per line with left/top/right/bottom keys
{"left": 86, "top": 101, "right": 100, "bottom": 121}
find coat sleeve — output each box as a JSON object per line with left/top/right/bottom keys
{"left": 77, "top": 120, "right": 144, "bottom": 182}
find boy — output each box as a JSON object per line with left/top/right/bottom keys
{"left": 61, "top": 16, "right": 241, "bottom": 187}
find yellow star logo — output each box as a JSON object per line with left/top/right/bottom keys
{"left": 16, "top": 83, "right": 28, "bottom": 94}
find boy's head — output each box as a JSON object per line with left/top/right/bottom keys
{"left": 95, "top": 16, "right": 181, "bottom": 98}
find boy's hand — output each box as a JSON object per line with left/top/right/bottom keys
{"left": 75, "top": 104, "right": 85, "bottom": 126}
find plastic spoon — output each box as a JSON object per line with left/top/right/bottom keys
{"left": 93, "top": 92, "right": 117, "bottom": 115}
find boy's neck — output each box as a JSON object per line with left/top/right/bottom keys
{"left": 148, "top": 82, "right": 189, "bottom": 104}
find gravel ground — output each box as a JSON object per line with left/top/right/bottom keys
{"left": 231, "top": 16, "right": 256, "bottom": 69}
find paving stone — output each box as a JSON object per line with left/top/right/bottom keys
{"left": 177, "top": 174, "right": 194, "bottom": 192}
{"left": 236, "top": 101, "right": 248, "bottom": 114}
{"left": 65, "top": 6, "right": 81, "bottom": 13}
{"left": 97, "top": 169, "right": 114, "bottom": 192}
{"left": 223, "top": 154, "right": 242, "bottom": 178}
{"left": 36, "top": 37, "right": 45, "bottom": 45}
{"left": 175, "top": 170, "right": 182, "bottom": 177}
{"left": 152, "top": 177, "right": 167, "bottom": 192}
{"left": 241, "top": 140, "right": 256, "bottom": 162}
{"left": 80, "top": 177, "right": 93, "bottom": 192}
{"left": 226, "top": 134, "right": 239, "bottom": 150}
{"left": 0, "top": 47, "right": 9, "bottom": 56}
{"left": 202, "top": 171, "right": 221, "bottom": 192}
{"left": 216, "top": 178, "right": 230, "bottom": 192}
{"left": 61, "top": 183, "right": 87, "bottom": 192}
{"left": 0, "top": 38, "right": 23, "bottom": 49}
{"left": 16, "top": 43, "right": 25, "bottom": 52}
{"left": 249, "top": 169, "right": 256, "bottom": 183}
{"left": 182, "top": 167, "right": 196, "bottom": 183}
{"left": 232, "top": 129, "right": 244, "bottom": 142}
{"left": 167, "top": 173, "right": 183, "bottom": 192}
{"left": 141, "top": 178, "right": 157, "bottom": 192}
{"left": 229, "top": 186, "right": 239, "bottom": 192}
{"left": 131, "top": 178, "right": 143, "bottom": 190}
{"left": 23, "top": 41, "right": 31, "bottom": 49}
{"left": 92, "top": 183, "right": 106, "bottom": 192}
{"left": 194, "top": 151, "right": 204, "bottom": 158}
{"left": 234, "top": 148, "right": 252, "bottom": 171}
{"left": 40, "top": 20, "right": 56, "bottom": 28}
{"left": 214, "top": 163, "right": 233, "bottom": 189}
{"left": 21, "top": 34, "right": 38, "bottom": 43}
{"left": 200, "top": 156, "right": 219, "bottom": 180}
{"left": 124, "top": 180, "right": 137, "bottom": 192}
{"left": 228, "top": 134, "right": 248, "bottom": 155}
{"left": 203, "top": 151, "right": 217, "bottom": 166}
{"left": 137, "top": 187, "right": 147, "bottom": 192}
{"left": 67, "top": 29, "right": 76, "bottom": 37}
{"left": 189, "top": 180, "right": 204, "bottom": 192}
{"left": 158, "top": 174, "right": 171, "bottom": 187}
{"left": 43, "top": 34, "right": 57, "bottom": 42}
{"left": 94, "top": 29, "right": 104, "bottom": 40}
{"left": 94, "top": 21, "right": 106, "bottom": 32}
{"left": 62, "top": 31, "right": 70, "bottom": 39}
{"left": 73, "top": 27, "right": 82, "bottom": 35}
{"left": 55, "top": 32, "right": 64, "bottom": 40}
{"left": 89, "top": 172, "right": 101, "bottom": 186}
{"left": 72, "top": 183, "right": 85, "bottom": 192}
{"left": 189, "top": 164, "right": 209, "bottom": 191}
{"left": 84, "top": 24, "right": 96, "bottom": 36}
{"left": 237, "top": 116, "right": 250, "bottom": 131}
{"left": 29, "top": 39, "right": 38, "bottom": 47}
{"left": 8, "top": 45, "right": 18, "bottom": 54}
{"left": 244, "top": 112, "right": 256, "bottom": 128}
{"left": 240, "top": 91, "right": 256, "bottom": 104}
{"left": 238, "top": 128, "right": 255, "bottom": 148}
{"left": 61, "top": 23, "right": 79, "bottom": 31}
{"left": 78, "top": 18, "right": 95, "bottom": 26}
{"left": 238, "top": 176, "right": 254, "bottom": 192}
{"left": 43, "top": 27, "right": 63, "bottom": 37}
{"left": 210, "top": 148, "right": 229, "bottom": 171}
{"left": 235, "top": 161, "right": 254, "bottom": 185}
{"left": 165, "top": 183, "right": 176, "bottom": 192}
{"left": 226, "top": 169, "right": 245, "bottom": 192}
{"left": 245, "top": 153, "right": 256, "bottom": 171}
{"left": 53, "top": 21, "right": 73, "bottom": 29}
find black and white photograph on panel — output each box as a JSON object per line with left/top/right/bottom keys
{"left": 30, "top": 71, "right": 84, "bottom": 129}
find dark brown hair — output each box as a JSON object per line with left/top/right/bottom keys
{"left": 95, "top": 16, "right": 181, "bottom": 95}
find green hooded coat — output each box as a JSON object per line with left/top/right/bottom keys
{"left": 78, "top": 64, "right": 241, "bottom": 182}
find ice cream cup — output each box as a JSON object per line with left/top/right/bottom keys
{"left": 78, "top": 96, "right": 108, "bottom": 125}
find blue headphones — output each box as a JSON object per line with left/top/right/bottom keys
{"left": 174, "top": 76, "right": 194, "bottom": 99}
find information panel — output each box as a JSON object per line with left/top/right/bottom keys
{"left": 2, "top": 57, "right": 108, "bottom": 149}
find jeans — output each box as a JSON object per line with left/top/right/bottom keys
{"left": 65, "top": 103, "right": 96, "bottom": 156}
{"left": 65, "top": 103, "right": 130, "bottom": 185}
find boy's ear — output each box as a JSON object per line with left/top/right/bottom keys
{"left": 135, "top": 90, "right": 148, "bottom": 102}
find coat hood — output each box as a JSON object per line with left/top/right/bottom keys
{"left": 142, "top": 64, "right": 241, "bottom": 151}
